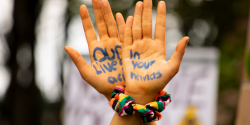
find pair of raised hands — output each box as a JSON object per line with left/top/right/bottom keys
{"left": 65, "top": 0, "right": 188, "bottom": 113}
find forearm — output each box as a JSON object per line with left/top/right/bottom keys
{"left": 146, "top": 122, "right": 158, "bottom": 125}
{"left": 110, "top": 112, "right": 158, "bottom": 125}
{"left": 110, "top": 112, "right": 143, "bottom": 125}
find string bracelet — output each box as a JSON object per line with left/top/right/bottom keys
{"left": 109, "top": 85, "right": 171, "bottom": 123}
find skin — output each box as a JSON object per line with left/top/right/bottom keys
{"left": 111, "top": 0, "right": 188, "bottom": 124}
{"left": 122, "top": 0, "right": 189, "bottom": 105}
{"left": 65, "top": 0, "right": 189, "bottom": 124}
{"left": 65, "top": 0, "right": 157, "bottom": 124}
{"left": 65, "top": 0, "right": 126, "bottom": 100}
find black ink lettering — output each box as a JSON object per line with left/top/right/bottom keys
{"left": 93, "top": 45, "right": 122, "bottom": 62}
{"left": 122, "top": 72, "right": 125, "bottom": 81}
{"left": 150, "top": 72, "right": 155, "bottom": 80}
{"left": 143, "top": 75, "right": 149, "bottom": 81}
{"left": 106, "top": 48, "right": 116, "bottom": 61}
{"left": 138, "top": 62, "right": 143, "bottom": 68}
{"left": 111, "top": 61, "right": 117, "bottom": 70}
{"left": 117, "top": 74, "right": 122, "bottom": 82}
{"left": 150, "top": 60, "right": 155, "bottom": 66}
{"left": 132, "top": 61, "right": 137, "bottom": 69}
{"left": 132, "top": 60, "right": 155, "bottom": 69}
{"left": 130, "top": 49, "right": 133, "bottom": 59}
{"left": 134, "top": 52, "right": 140, "bottom": 59}
{"left": 93, "top": 47, "right": 107, "bottom": 62}
{"left": 119, "top": 58, "right": 122, "bottom": 65}
{"left": 144, "top": 62, "right": 150, "bottom": 69}
{"left": 93, "top": 64, "right": 102, "bottom": 75}
{"left": 156, "top": 71, "right": 162, "bottom": 79}
{"left": 131, "top": 72, "right": 139, "bottom": 80}
{"left": 100, "top": 65, "right": 106, "bottom": 73}
{"left": 108, "top": 77, "right": 117, "bottom": 84}
{"left": 103, "top": 61, "right": 117, "bottom": 72}
{"left": 115, "top": 45, "right": 121, "bottom": 59}
{"left": 130, "top": 49, "right": 140, "bottom": 59}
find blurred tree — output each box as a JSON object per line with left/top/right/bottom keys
{"left": 3, "top": 0, "right": 42, "bottom": 125}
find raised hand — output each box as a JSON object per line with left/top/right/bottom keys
{"left": 64, "top": 0, "right": 126, "bottom": 100}
{"left": 122, "top": 0, "right": 189, "bottom": 104}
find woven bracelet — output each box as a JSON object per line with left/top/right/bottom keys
{"left": 109, "top": 85, "right": 171, "bottom": 123}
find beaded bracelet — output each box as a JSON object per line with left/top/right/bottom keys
{"left": 109, "top": 85, "right": 171, "bottom": 123}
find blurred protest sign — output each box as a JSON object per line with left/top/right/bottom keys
{"left": 158, "top": 47, "right": 219, "bottom": 125}
{"left": 63, "top": 47, "right": 219, "bottom": 125}
{"left": 235, "top": 9, "right": 250, "bottom": 125}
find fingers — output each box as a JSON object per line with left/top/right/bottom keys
{"left": 116, "top": 13, "right": 126, "bottom": 43}
{"left": 92, "top": 0, "right": 108, "bottom": 39}
{"left": 101, "top": 0, "right": 119, "bottom": 38}
{"left": 133, "top": 2, "right": 143, "bottom": 42}
{"left": 64, "top": 46, "right": 98, "bottom": 88}
{"left": 169, "top": 37, "right": 189, "bottom": 72}
{"left": 142, "top": 0, "right": 152, "bottom": 39}
{"left": 80, "top": 5, "right": 98, "bottom": 44}
{"left": 124, "top": 16, "right": 134, "bottom": 48}
{"left": 154, "top": 1, "right": 166, "bottom": 42}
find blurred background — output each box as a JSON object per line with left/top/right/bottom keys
{"left": 0, "top": 0, "right": 249, "bottom": 125}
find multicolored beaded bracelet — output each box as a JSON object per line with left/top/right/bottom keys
{"left": 109, "top": 85, "right": 171, "bottom": 123}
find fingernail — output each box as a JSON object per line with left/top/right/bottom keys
{"left": 137, "top": 1, "right": 143, "bottom": 7}
{"left": 185, "top": 37, "right": 189, "bottom": 45}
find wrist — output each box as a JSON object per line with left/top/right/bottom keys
{"left": 110, "top": 85, "right": 170, "bottom": 123}
{"left": 124, "top": 90, "right": 157, "bottom": 105}
{"left": 104, "top": 94, "right": 111, "bottom": 100}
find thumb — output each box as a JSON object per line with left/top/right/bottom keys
{"left": 64, "top": 46, "right": 95, "bottom": 84}
{"left": 169, "top": 37, "right": 189, "bottom": 74}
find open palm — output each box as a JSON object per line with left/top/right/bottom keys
{"left": 122, "top": 0, "right": 189, "bottom": 104}
{"left": 65, "top": 0, "right": 126, "bottom": 99}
